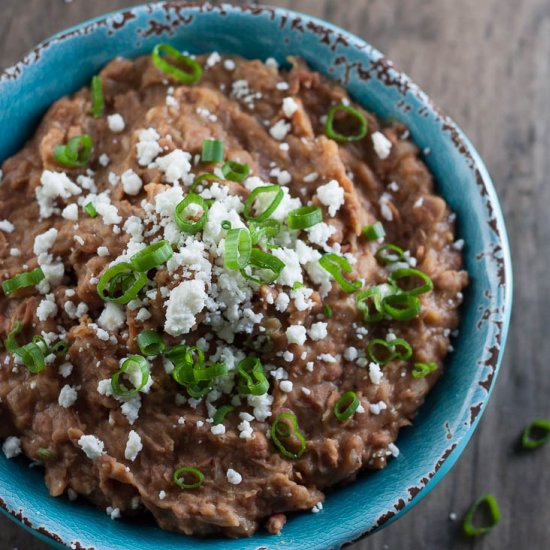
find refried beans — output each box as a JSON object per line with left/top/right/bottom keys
{"left": 0, "top": 50, "right": 467, "bottom": 538}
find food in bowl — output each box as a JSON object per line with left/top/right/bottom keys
{"left": 0, "top": 48, "right": 467, "bottom": 537}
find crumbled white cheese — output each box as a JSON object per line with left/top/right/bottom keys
{"left": 61, "top": 203, "right": 79, "bottom": 221}
{"left": 223, "top": 59, "right": 236, "bottom": 71}
{"left": 98, "top": 303, "right": 126, "bottom": 331}
{"left": 2, "top": 436, "right": 21, "bottom": 459}
{"left": 154, "top": 149, "right": 192, "bottom": 184}
{"left": 136, "top": 128, "right": 162, "bottom": 166}
{"left": 369, "top": 362, "right": 383, "bottom": 384}
{"left": 58, "top": 385, "right": 78, "bottom": 408}
{"left": 121, "top": 169, "right": 143, "bottom": 196}
{"left": 286, "top": 325, "right": 307, "bottom": 346}
{"left": 107, "top": 113, "right": 126, "bottom": 133}
{"left": 211, "top": 424, "right": 226, "bottom": 435}
{"left": 97, "top": 246, "right": 109, "bottom": 257}
{"left": 36, "top": 171, "right": 82, "bottom": 218}
{"left": 99, "top": 153, "right": 110, "bottom": 167}
{"left": 164, "top": 279, "right": 207, "bottom": 336}
{"left": 269, "top": 119, "right": 291, "bottom": 141}
{"left": 59, "top": 362, "right": 74, "bottom": 378}
{"left": 0, "top": 220, "right": 14, "bottom": 233}
{"left": 36, "top": 294, "right": 58, "bottom": 321}
{"left": 317, "top": 180, "right": 345, "bottom": 217}
{"left": 124, "top": 430, "right": 143, "bottom": 461}
{"left": 312, "top": 502, "right": 324, "bottom": 513}
{"left": 282, "top": 97, "right": 298, "bottom": 118}
{"left": 78, "top": 435, "right": 105, "bottom": 460}
{"left": 226, "top": 468, "right": 242, "bottom": 485}
{"left": 371, "top": 131, "right": 392, "bottom": 159}
{"left": 308, "top": 322, "right": 328, "bottom": 341}
{"left": 280, "top": 380, "right": 293, "bottom": 393}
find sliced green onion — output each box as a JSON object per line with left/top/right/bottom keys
{"left": 249, "top": 219, "right": 281, "bottom": 247}
{"left": 14, "top": 342, "right": 46, "bottom": 373}
{"left": 323, "top": 304, "right": 333, "bottom": 318}
{"left": 241, "top": 248, "right": 285, "bottom": 285}
{"left": 521, "top": 419, "right": 550, "bottom": 449}
{"left": 50, "top": 340, "right": 68, "bottom": 356}
{"left": 375, "top": 244, "right": 405, "bottom": 265}
{"left": 2, "top": 267, "right": 45, "bottom": 296}
{"left": 213, "top": 405, "right": 235, "bottom": 425}
{"left": 237, "top": 357, "right": 269, "bottom": 395}
{"left": 389, "top": 268, "right": 433, "bottom": 296}
{"left": 292, "top": 282, "right": 305, "bottom": 290}
{"left": 136, "top": 331, "right": 166, "bottom": 356}
{"left": 412, "top": 362, "right": 438, "bottom": 378}
{"left": 270, "top": 411, "right": 306, "bottom": 459}
{"left": 152, "top": 44, "right": 203, "bottom": 85}
{"left": 325, "top": 104, "right": 368, "bottom": 143}
{"left": 97, "top": 262, "right": 148, "bottom": 305}
{"left": 84, "top": 202, "right": 97, "bottom": 218}
{"left": 201, "top": 139, "right": 224, "bottom": 163}
{"left": 173, "top": 466, "right": 204, "bottom": 490}
{"left": 356, "top": 286, "right": 384, "bottom": 323}
{"left": 174, "top": 193, "right": 209, "bottom": 234}
{"left": 221, "top": 220, "right": 232, "bottom": 231}
{"left": 221, "top": 161, "right": 249, "bottom": 182}
{"left": 111, "top": 355, "right": 150, "bottom": 397}
{"left": 287, "top": 206, "right": 323, "bottom": 230}
{"left": 90, "top": 75, "right": 104, "bottom": 118}
{"left": 362, "top": 222, "right": 385, "bottom": 240}
{"left": 130, "top": 240, "right": 173, "bottom": 272}
{"left": 367, "top": 338, "right": 413, "bottom": 366}
{"left": 319, "top": 253, "right": 361, "bottom": 294}
{"left": 243, "top": 185, "right": 284, "bottom": 222}
{"left": 53, "top": 135, "right": 93, "bottom": 168}
{"left": 381, "top": 293, "right": 420, "bottom": 321}
{"left": 463, "top": 494, "right": 501, "bottom": 536}
{"left": 334, "top": 391, "right": 360, "bottom": 421}
{"left": 224, "top": 228, "right": 252, "bottom": 270}
{"left": 190, "top": 172, "right": 221, "bottom": 193}
{"left": 4, "top": 321, "right": 23, "bottom": 353}
{"left": 193, "top": 362, "right": 227, "bottom": 382}
{"left": 37, "top": 448, "right": 57, "bottom": 461}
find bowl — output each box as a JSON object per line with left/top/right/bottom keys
{"left": 0, "top": 2, "right": 512, "bottom": 549}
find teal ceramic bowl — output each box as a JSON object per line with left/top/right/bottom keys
{"left": 0, "top": 3, "right": 512, "bottom": 549}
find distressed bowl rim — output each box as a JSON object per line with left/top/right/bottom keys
{"left": 0, "top": 2, "right": 513, "bottom": 549}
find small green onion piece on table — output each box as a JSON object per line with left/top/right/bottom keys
{"left": 319, "top": 253, "right": 361, "bottom": 293}
{"left": 136, "top": 331, "right": 166, "bottom": 356}
{"left": 334, "top": 391, "right": 360, "bottom": 421}
{"left": 96, "top": 262, "right": 148, "bottom": 305}
{"left": 173, "top": 466, "right": 204, "bottom": 490}
{"left": 362, "top": 221, "right": 385, "bottom": 240}
{"left": 152, "top": 44, "right": 203, "bottom": 85}
{"left": 90, "top": 75, "right": 104, "bottom": 118}
{"left": 244, "top": 185, "right": 284, "bottom": 223}
{"left": 221, "top": 160, "right": 250, "bottom": 181}
{"left": 130, "top": 240, "right": 173, "bottom": 272}
{"left": 411, "top": 362, "right": 438, "bottom": 378}
{"left": 111, "top": 355, "right": 150, "bottom": 398}
{"left": 201, "top": 139, "right": 224, "bottom": 162}
{"left": 324, "top": 104, "right": 368, "bottom": 143}
{"left": 174, "top": 193, "right": 209, "bottom": 234}
{"left": 287, "top": 206, "right": 323, "bottom": 230}
{"left": 270, "top": 411, "right": 306, "bottom": 459}
{"left": 53, "top": 134, "right": 93, "bottom": 168}
{"left": 2, "top": 267, "right": 45, "bottom": 296}
{"left": 463, "top": 494, "right": 501, "bottom": 536}
{"left": 521, "top": 419, "right": 550, "bottom": 449}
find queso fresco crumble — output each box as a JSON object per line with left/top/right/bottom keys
{"left": 0, "top": 46, "right": 467, "bottom": 538}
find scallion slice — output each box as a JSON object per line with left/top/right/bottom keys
{"left": 4, "top": 321, "right": 23, "bottom": 353}
{"left": 173, "top": 466, "right": 204, "bottom": 490}
{"left": 356, "top": 286, "right": 384, "bottom": 323}
{"left": 249, "top": 219, "right": 281, "bottom": 247}
{"left": 521, "top": 419, "right": 550, "bottom": 449}
{"left": 37, "top": 448, "right": 57, "bottom": 461}
{"left": 91, "top": 75, "right": 104, "bottom": 118}
{"left": 136, "top": 331, "right": 166, "bottom": 356}
{"left": 334, "top": 391, "right": 360, "bottom": 421}
{"left": 84, "top": 202, "right": 97, "bottom": 218}
{"left": 381, "top": 293, "right": 420, "bottom": 321}
{"left": 243, "top": 185, "right": 284, "bottom": 222}
{"left": 287, "top": 206, "right": 323, "bottom": 230}
{"left": 190, "top": 172, "right": 221, "bottom": 193}
{"left": 367, "top": 338, "right": 413, "bottom": 366}
{"left": 224, "top": 228, "right": 252, "bottom": 270}
{"left": 111, "top": 355, "right": 150, "bottom": 397}
{"left": 193, "top": 361, "right": 227, "bottom": 382}
{"left": 323, "top": 304, "right": 333, "bottom": 318}
{"left": 325, "top": 104, "right": 368, "bottom": 143}
{"left": 240, "top": 248, "right": 285, "bottom": 285}
{"left": 96, "top": 262, "right": 148, "bottom": 304}
{"left": 213, "top": 405, "right": 235, "bottom": 425}
{"left": 362, "top": 221, "right": 385, "bottom": 240}
{"left": 411, "top": 362, "right": 438, "bottom": 378}
{"left": 201, "top": 139, "right": 224, "bottom": 162}
{"left": 389, "top": 268, "right": 433, "bottom": 296}
{"left": 2, "top": 267, "right": 45, "bottom": 296}
{"left": 463, "top": 494, "right": 501, "bottom": 536}
{"left": 319, "top": 253, "right": 361, "bottom": 293}
{"left": 53, "top": 134, "right": 93, "bottom": 168}
{"left": 375, "top": 244, "right": 405, "bottom": 265}
{"left": 14, "top": 342, "right": 46, "bottom": 373}
{"left": 152, "top": 44, "right": 203, "bottom": 84}
{"left": 270, "top": 411, "right": 306, "bottom": 459}
{"left": 130, "top": 240, "right": 173, "bottom": 272}
{"left": 174, "top": 193, "right": 209, "bottom": 234}
{"left": 237, "top": 357, "right": 269, "bottom": 395}
{"left": 221, "top": 160, "right": 250, "bottom": 182}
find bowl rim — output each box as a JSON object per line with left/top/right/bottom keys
{"left": 0, "top": 2, "right": 513, "bottom": 549}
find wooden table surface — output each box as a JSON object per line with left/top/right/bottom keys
{"left": 0, "top": 1, "right": 547, "bottom": 549}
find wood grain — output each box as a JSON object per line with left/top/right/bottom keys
{"left": 0, "top": 1, "right": 548, "bottom": 549}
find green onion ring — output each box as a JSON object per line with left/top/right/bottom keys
{"left": 2, "top": 267, "right": 45, "bottom": 296}
{"left": 97, "top": 262, "right": 148, "bottom": 305}
{"left": 193, "top": 362, "right": 227, "bottom": 382}
{"left": 84, "top": 202, "right": 97, "bottom": 217}
{"left": 4, "top": 321, "right": 23, "bottom": 353}
{"left": 152, "top": 44, "right": 203, "bottom": 85}
{"left": 389, "top": 267, "right": 433, "bottom": 296}
{"left": 224, "top": 228, "right": 252, "bottom": 270}
{"left": 213, "top": 405, "right": 235, "bottom": 425}
{"left": 270, "top": 411, "right": 306, "bottom": 459}
{"left": 367, "top": 338, "right": 413, "bottom": 366}
{"left": 287, "top": 206, "right": 323, "bottom": 230}
{"left": 240, "top": 248, "right": 285, "bottom": 285}
{"left": 14, "top": 342, "right": 46, "bottom": 374}
{"left": 362, "top": 221, "right": 385, "bottom": 240}
{"left": 37, "top": 448, "right": 57, "bottom": 461}
{"left": 130, "top": 240, "right": 173, "bottom": 272}
{"left": 334, "top": 391, "right": 360, "bottom": 422}
{"left": 53, "top": 134, "right": 93, "bottom": 168}
{"left": 463, "top": 494, "right": 501, "bottom": 536}
{"left": 91, "top": 75, "right": 104, "bottom": 119}
{"left": 356, "top": 286, "right": 384, "bottom": 323}
{"left": 411, "top": 362, "right": 438, "bottom": 378}
{"left": 381, "top": 293, "right": 421, "bottom": 321}
{"left": 324, "top": 104, "right": 368, "bottom": 143}
{"left": 221, "top": 160, "right": 250, "bottom": 182}
{"left": 375, "top": 244, "right": 405, "bottom": 265}
{"left": 111, "top": 355, "right": 150, "bottom": 397}
{"left": 243, "top": 185, "right": 284, "bottom": 222}
{"left": 521, "top": 419, "right": 550, "bottom": 449}
{"left": 237, "top": 356, "right": 269, "bottom": 396}
{"left": 190, "top": 172, "right": 221, "bottom": 193}
{"left": 173, "top": 466, "right": 204, "bottom": 490}
{"left": 174, "top": 193, "right": 209, "bottom": 234}
{"left": 319, "top": 253, "right": 361, "bottom": 294}
{"left": 323, "top": 304, "right": 333, "bottom": 318}
{"left": 136, "top": 331, "right": 166, "bottom": 356}
{"left": 249, "top": 219, "right": 281, "bottom": 247}
{"left": 201, "top": 139, "right": 224, "bottom": 162}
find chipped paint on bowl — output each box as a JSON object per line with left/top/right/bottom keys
{"left": 0, "top": 2, "right": 512, "bottom": 549}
